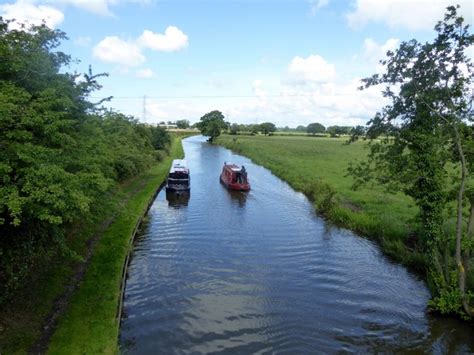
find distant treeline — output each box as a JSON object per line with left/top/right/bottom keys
{"left": 161, "top": 119, "right": 366, "bottom": 138}
{"left": 0, "top": 19, "right": 170, "bottom": 303}
{"left": 226, "top": 122, "right": 366, "bottom": 138}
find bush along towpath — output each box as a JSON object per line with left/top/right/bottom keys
{"left": 0, "top": 136, "right": 185, "bottom": 354}
{"left": 42, "top": 137, "right": 185, "bottom": 354}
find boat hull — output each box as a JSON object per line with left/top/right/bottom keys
{"left": 165, "top": 186, "right": 190, "bottom": 194}
{"left": 220, "top": 174, "right": 250, "bottom": 191}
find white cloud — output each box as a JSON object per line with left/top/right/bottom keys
{"left": 106, "top": 44, "right": 390, "bottom": 128}
{"left": 309, "top": 0, "right": 329, "bottom": 15}
{"left": 363, "top": 37, "right": 399, "bottom": 73}
{"left": 47, "top": 0, "right": 116, "bottom": 16}
{"left": 146, "top": 102, "right": 169, "bottom": 120}
{"left": 45, "top": 0, "right": 153, "bottom": 17}
{"left": 138, "top": 26, "right": 189, "bottom": 52}
{"left": 287, "top": 55, "right": 336, "bottom": 84}
{"left": 252, "top": 79, "right": 267, "bottom": 97}
{"left": 93, "top": 36, "right": 145, "bottom": 67}
{"left": 94, "top": 26, "right": 188, "bottom": 69}
{"left": 129, "top": 76, "right": 386, "bottom": 128}
{"left": 135, "top": 68, "right": 154, "bottom": 78}
{"left": 223, "top": 51, "right": 389, "bottom": 127}
{"left": 71, "top": 0, "right": 115, "bottom": 16}
{"left": 347, "top": 0, "right": 473, "bottom": 31}
{"left": 363, "top": 38, "right": 399, "bottom": 60}
{"left": 74, "top": 36, "right": 92, "bottom": 47}
{"left": 0, "top": 0, "right": 64, "bottom": 29}
{"left": 2, "top": 0, "right": 155, "bottom": 20}
{"left": 467, "top": 45, "right": 474, "bottom": 62}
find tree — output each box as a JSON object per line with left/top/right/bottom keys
{"left": 196, "top": 110, "right": 227, "bottom": 142}
{"left": 230, "top": 123, "right": 240, "bottom": 135}
{"left": 149, "top": 125, "right": 171, "bottom": 150}
{"left": 175, "top": 119, "right": 190, "bottom": 129}
{"left": 295, "top": 125, "right": 307, "bottom": 132}
{"left": 248, "top": 124, "right": 260, "bottom": 135}
{"left": 307, "top": 122, "right": 326, "bottom": 135}
{"left": 326, "top": 125, "right": 350, "bottom": 137}
{"left": 0, "top": 18, "right": 171, "bottom": 304}
{"left": 349, "top": 6, "right": 473, "bottom": 317}
{"left": 259, "top": 122, "right": 276, "bottom": 136}
{"left": 346, "top": 125, "right": 366, "bottom": 143}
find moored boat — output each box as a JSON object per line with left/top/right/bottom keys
{"left": 220, "top": 162, "right": 250, "bottom": 191}
{"left": 166, "top": 159, "right": 190, "bottom": 194}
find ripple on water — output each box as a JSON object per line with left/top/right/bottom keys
{"left": 120, "top": 136, "right": 474, "bottom": 354}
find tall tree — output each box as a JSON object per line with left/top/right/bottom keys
{"left": 196, "top": 110, "right": 227, "bottom": 142}
{"left": 307, "top": 122, "right": 326, "bottom": 135}
{"left": 176, "top": 119, "right": 190, "bottom": 129}
{"left": 259, "top": 122, "right": 276, "bottom": 136}
{"left": 349, "top": 6, "right": 473, "bottom": 317}
{"left": 0, "top": 19, "right": 171, "bottom": 303}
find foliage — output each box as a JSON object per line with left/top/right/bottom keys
{"left": 149, "top": 124, "right": 171, "bottom": 150}
{"left": 0, "top": 19, "right": 171, "bottom": 304}
{"left": 175, "top": 119, "right": 190, "bottom": 129}
{"left": 307, "top": 122, "right": 326, "bottom": 135}
{"left": 259, "top": 122, "right": 276, "bottom": 135}
{"left": 230, "top": 123, "right": 240, "bottom": 135}
{"left": 327, "top": 125, "right": 352, "bottom": 137}
{"left": 196, "top": 110, "right": 228, "bottom": 142}
{"left": 46, "top": 137, "right": 184, "bottom": 355}
{"left": 348, "top": 6, "right": 473, "bottom": 318}
{"left": 346, "top": 125, "right": 366, "bottom": 143}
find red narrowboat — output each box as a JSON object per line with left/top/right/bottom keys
{"left": 220, "top": 162, "right": 250, "bottom": 191}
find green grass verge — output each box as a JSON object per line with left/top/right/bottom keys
{"left": 216, "top": 135, "right": 425, "bottom": 270}
{"left": 0, "top": 138, "right": 183, "bottom": 354}
{"left": 46, "top": 137, "right": 184, "bottom": 354}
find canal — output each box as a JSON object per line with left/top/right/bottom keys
{"left": 120, "top": 135, "right": 473, "bottom": 353}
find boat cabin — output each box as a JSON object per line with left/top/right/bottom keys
{"left": 220, "top": 163, "right": 250, "bottom": 191}
{"left": 166, "top": 159, "right": 190, "bottom": 193}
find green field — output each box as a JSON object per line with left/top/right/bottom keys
{"left": 217, "top": 134, "right": 424, "bottom": 269}
{"left": 0, "top": 137, "right": 184, "bottom": 354}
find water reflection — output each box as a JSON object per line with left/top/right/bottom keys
{"left": 166, "top": 190, "right": 190, "bottom": 208}
{"left": 223, "top": 188, "right": 248, "bottom": 208}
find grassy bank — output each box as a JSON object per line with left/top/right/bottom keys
{"left": 0, "top": 137, "right": 184, "bottom": 354}
{"left": 216, "top": 135, "right": 425, "bottom": 270}
{"left": 46, "top": 137, "right": 184, "bottom": 354}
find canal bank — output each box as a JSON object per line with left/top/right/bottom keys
{"left": 45, "top": 137, "right": 185, "bottom": 354}
{"left": 216, "top": 135, "right": 474, "bottom": 322}
{"left": 120, "top": 136, "right": 474, "bottom": 353}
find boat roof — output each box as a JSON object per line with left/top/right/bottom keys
{"left": 169, "top": 159, "right": 188, "bottom": 173}
{"left": 224, "top": 163, "right": 243, "bottom": 172}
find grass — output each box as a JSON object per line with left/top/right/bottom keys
{"left": 0, "top": 137, "right": 184, "bottom": 354}
{"left": 0, "top": 194, "right": 121, "bottom": 355}
{"left": 46, "top": 137, "right": 184, "bottom": 354}
{"left": 216, "top": 134, "right": 425, "bottom": 270}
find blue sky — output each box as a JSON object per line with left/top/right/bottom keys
{"left": 1, "top": 0, "right": 472, "bottom": 127}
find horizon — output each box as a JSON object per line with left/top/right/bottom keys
{"left": 0, "top": 0, "right": 472, "bottom": 127}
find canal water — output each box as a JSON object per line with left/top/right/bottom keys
{"left": 120, "top": 135, "right": 473, "bottom": 353}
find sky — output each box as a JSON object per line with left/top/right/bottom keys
{"left": 0, "top": 0, "right": 473, "bottom": 127}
